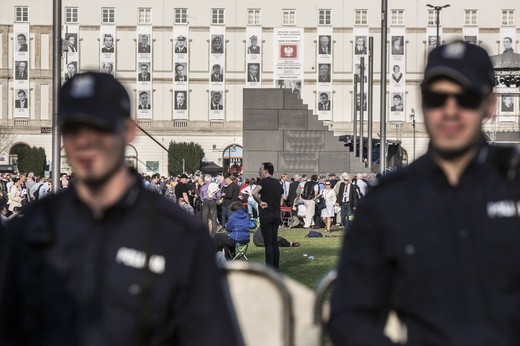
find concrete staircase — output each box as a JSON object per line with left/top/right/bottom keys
{"left": 242, "top": 88, "right": 367, "bottom": 178}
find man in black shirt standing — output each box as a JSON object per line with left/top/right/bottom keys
{"left": 253, "top": 162, "right": 284, "bottom": 270}
{"left": 175, "top": 173, "right": 191, "bottom": 207}
{"left": 221, "top": 174, "right": 239, "bottom": 226}
{"left": 0, "top": 72, "right": 240, "bottom": 345}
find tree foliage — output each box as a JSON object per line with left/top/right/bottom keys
{"left": 168, "top": 141, "right": 205, "bottom": 176}
{"left": 17, "top": 146, "right": 47, "bottom": 176}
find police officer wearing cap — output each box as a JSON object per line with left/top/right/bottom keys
{"left": 328, "top": 41, "right": 520, "bottom": 345}
{"left": 0, "top": 72, "right": 242, "bottom": 345}
{"left": 175, "top": 35, "right": 187, "bottom": 53}
{"left": 247, "top": 35, "right": 260, "bottom": 54}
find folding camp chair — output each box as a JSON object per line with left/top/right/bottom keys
{"left": 233, "top": 242, "right": 249, "bottom": 260}
{"left": 280, "top": 206, "right": 292, "bottom": 228}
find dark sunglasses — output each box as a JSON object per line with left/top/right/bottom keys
{"left": 325, "top": 183, "right": 331, "bottom": 186}
{"left": 422, "top": 90, "right": 483, "bottom": 110}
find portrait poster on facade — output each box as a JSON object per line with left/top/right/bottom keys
{"left": 245, "top": 26, "right": 262, "bottom": 88}
{"left": 462, "top": 26, "right": 479, "bottom": 46}
{"left": 136, "top": 25, "right": 152, "bottom": 120}
{"left": 500, "top": 94, "right": 516, "bottom": 113}
{"left": 100, "top": 25, "right": 116, "bottom": 77}
{"left": 426, "top": 26, "right": 440, "bottom": 54}
{"left": 500, "top": 27, "right": 516, "bottom": 55}
{"left": 173, "top": 25, "right": 189, "bottom": 120}
{"left": 63, "top": 25, "right": 79, "bottom": 82}
{"left": 317, "top": 26, "right": 332, "bottom": 121}
{"left": 13, "top": 23, "right": 30, "bottom": 118}
{"left": 497, "top": 92, "right": 518, "bottom": 122}
{"left": 389, "top": 26, "right": 406, "bottom": 122}
{"left": 209, "top": 26, "right": 225, "bottom": 120}
{"left": 353, "top": 26, "right": 368, "bottom": 120}
{"left": 273, "top": 27, "right": 304, "bottom": 95}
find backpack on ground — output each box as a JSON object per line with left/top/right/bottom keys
{"left": 305, "top": 230, "right": 323, "bottom": 238}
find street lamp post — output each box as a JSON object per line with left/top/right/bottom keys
{"left": 410, "top": 108, "right": 416, "bottom": 161}
{"left": 427, "top": 4, "right": 450, "bottom": 48}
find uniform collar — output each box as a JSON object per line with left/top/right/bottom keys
{"left": 69, "top": 168, "right": 143, "bottom": 219}
{"left": 418, "top": 136, "right": 490, "bottom": 187}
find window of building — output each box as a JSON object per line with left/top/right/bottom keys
{"left": 318, "top": 9, "right": 332, "bottom": 25}
{"left": 15, "top": 6, "right": 29, "bottom": 22}
{"left": 502, "top": 9, "right": 515, "bottom": 26}
{"left": 102, "top": 8, "right": 115, "bottom": 24}
{"left": 65, "top": 7, "right": 78, "bottom": 24}
{"left": 211, "top": 8, "right": 225, "bottom": 25}
{"left": 247, "top": 9, "right": 261, "bottom": 25}
{"left": 355, "top": 9, "right": 368, "bottom": 25}
{"left": 427, "top": 9, "right": 435, "bottom": 26}
{"left": 391, "top": 9, "right": 404, "bottom": 25}
{"left": 174, "top": 8, "right": 188, "bottom": 24}
{"left": 464, "top": 9, "right": 477, "bottom": 26}
{"left": 282, "top": 9, "right": 296, "bottom": 26}
{"left": 138, "top": 8, "right": 152, "bottom": 24}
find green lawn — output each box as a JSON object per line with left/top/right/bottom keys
{"left": 243, "top": 226, "right": 344, "bottom": 290}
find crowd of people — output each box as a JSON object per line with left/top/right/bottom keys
{"left": 0, "top": 168, "right": 379, "bottom": 232}
{"left": 138, "top": 170, "right": 379, "bottom": 235}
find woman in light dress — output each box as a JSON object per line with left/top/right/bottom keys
{"left": 320, "top": 180, "right": 336, "bottom": 233}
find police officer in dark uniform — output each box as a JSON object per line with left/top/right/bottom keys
{"left": 0, "top": 72, "right": 241, "bottom": 345}
{"left": 328, "top": 41, "right": 520, "bottom": 345}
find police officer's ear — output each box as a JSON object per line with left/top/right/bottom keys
{"left": 124, "top": 119, "right": 137, "bottom": 144}
{"left": 484, "top": 93, "right": 497, "bottom": 120}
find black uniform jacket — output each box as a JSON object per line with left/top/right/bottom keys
{"left": 329, "top": 142, "right": 520, "bottom": 346}
{"left": 0, "top": 174, "right": 240, "bottom": 346}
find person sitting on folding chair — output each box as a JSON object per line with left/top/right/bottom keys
{"left": 213, "top": 201, "right": 250, "bottom": 259}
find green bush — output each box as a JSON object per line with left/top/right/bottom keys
{"left": 168, "top": 141, "right": 205, "bottom": 176}
{"left": 17, "top": 146, "right": 46, "bottom": 176}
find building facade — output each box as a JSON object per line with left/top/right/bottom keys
{"left": 0, "top": 0, "right": 519, "bottom": 176}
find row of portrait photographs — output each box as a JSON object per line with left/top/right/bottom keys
{"left": 317, "top": 63, "right": 331, "bottom": 83}
{"left": 247, "top": 35, "right": 260, "bottom": 55}
{"left": 277, "top": 80, "right": 302, "bottom": 98}
{"left": 355, "top": 92, "right": 367, "bottom": 112}
{"left": 175, "top": 63, "right": 188, "bottom": 82}
{"left": 174, "top": 35, "right": 188, "bottom": 54}
{"left": 100, "top": 62, "right": 114, "bottom": 76}
{"left": 500, "top": 94, "right": 517, "bottom": 113}
{"left": 64, "top": 33, "right": 79, "bottom": 53}
{"left": 210, "top": 63, "right": 224, "bottom": 82}
{"left": 354, "top": 63, "right": 367, "bottom": 83}
{"left": 64, "top": 62, "right": 78, "bottom": 80}
{"left": 463, "top": 35, "right": 478, "bottom": 46}
{"left": 318, "top": 35, "right": 332, "bottom": 55}
{"left": 391, "top": 36, "right": 404, "bottom": 56}
{"left": 247, "top": 63, "right": 260, "bottom": 82}
{"left": 317, "top": 92, "right": 332, "bottom": 111}
{"left": 174, "top": 90, "right": 188, "bottom": 110}
{"left": 354, "top": 36, "right": 368, "bottom": 55}
{"left": 14, "top": 61, "right": 29, "bottom": 80}
{"left": 210, "top": 91, "right": 224, "bottom": 110}
{"left": 15, "top": 32, "right": 29, "bottom": 53}
{"left": 390, "top": 92, "right": 404, "bottom": 112}
{"left": 427, "top": 36, "right": 439, "bottom": 53}
{"left": 210, "top": 35, "right": 224, "bottom": 54}
{"left": 391, "top": 63, "right": 404, "bottom": 86}
{"left": 137, "top": 34, "right": 151, "bottom": 54}
{"left": 138, "top": 90, "right": 151, "bottom": 110}
{"left": 14, "top": 89, "right": 28, "bottom": 109}
{"left": 101, "top": 33, "right": 115, "bottom": 53}
{"left": 137, "top": 62, "right": 152, "bottom": 82}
